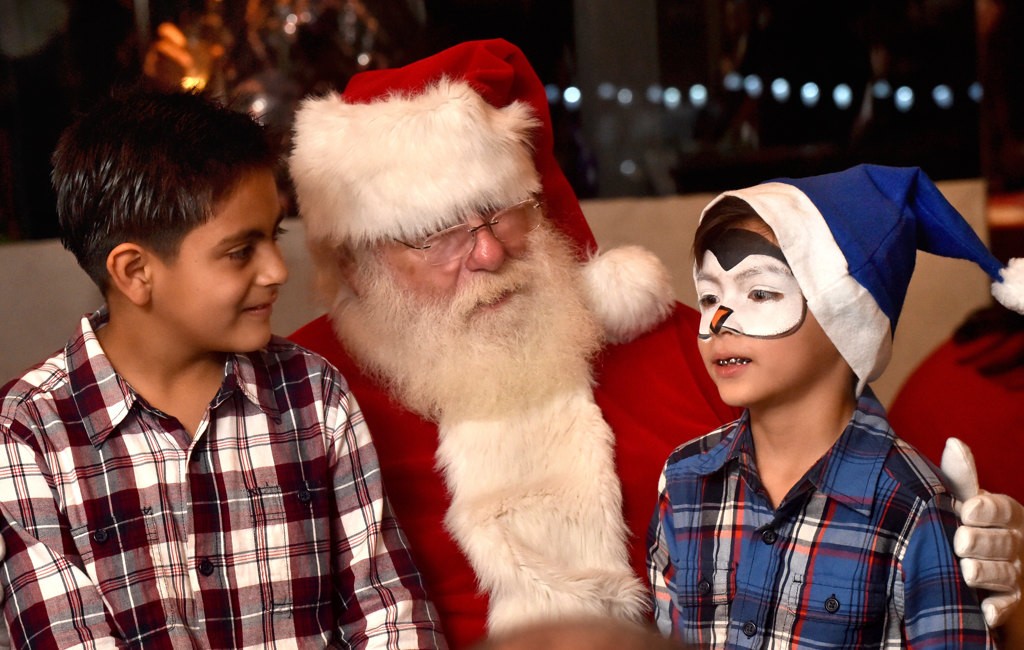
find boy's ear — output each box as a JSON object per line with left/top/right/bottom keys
{"left": 106, "top": 243, "right": 155, "bottom": 306}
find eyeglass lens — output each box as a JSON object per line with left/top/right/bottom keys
{"left": 421, "top": 201, "right": 541, "bottom": 265}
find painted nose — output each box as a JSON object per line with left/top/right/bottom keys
{"left": 709, "top": 306, "right": 734, "bottom": 334}
{"left": 464, "top": 224, "right": 507, "bottom": 272}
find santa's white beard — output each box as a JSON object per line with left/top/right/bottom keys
{"left": 331, "top": 226, "right": 603, "bottom": 421}
{"left": 327, "top": 226, "right": 648, "bottom": 630}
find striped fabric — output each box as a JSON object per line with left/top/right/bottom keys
{"left": 648, "top": 391, "right": 993, "bottom": 649}
{"left": 0, "top": 309, "right": 446, "bottom": 649}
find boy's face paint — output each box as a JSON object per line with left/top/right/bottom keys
{"left": 695, "top": 228, "right": 806, "bottom": 339}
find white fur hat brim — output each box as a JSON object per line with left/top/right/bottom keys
{"left": 290, "top": 79, "right": 542, "bottom": 248}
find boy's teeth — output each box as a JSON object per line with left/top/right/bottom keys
{"left": 717, "top": 357, "right": 750, "bottom": 366}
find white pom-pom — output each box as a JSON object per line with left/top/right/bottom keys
{"left": 581, "top": 245, "right": 675, "bottom": 344}
{"left": 992, "top": 257, "right": 1024, "bottom": 315}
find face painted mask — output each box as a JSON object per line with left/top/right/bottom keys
{"left": 695, "top": 228, "right": 806, "bottom": 339}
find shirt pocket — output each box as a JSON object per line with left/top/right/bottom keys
{"left": 783, "top": 574, "right": 888, "bottom": 646}
{"left": 235, "top": 478, "right": 331, "bottom": 613}
{"left": 670, "top": 562, "right": 735, "bottom": 634}
{"left": 240, "top": 483, "right": 293, "bottom": 610}
{"left": 72, "top": 511, "right": 170, "bottom": 638}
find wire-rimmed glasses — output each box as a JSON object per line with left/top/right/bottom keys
{"left": 394, "top": 198, "right": 543, "bottom": 266}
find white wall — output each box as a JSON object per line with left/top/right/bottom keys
{"left": 0, "top": 180, "right": 992, "bottom": 406}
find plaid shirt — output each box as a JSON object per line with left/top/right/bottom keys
{"left": 0, "top": 309, "right": 446, "bottom": 649}
{"left": 648, "top": 391, "right": 994, "bottom": 649}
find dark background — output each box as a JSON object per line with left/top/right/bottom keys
{"left": 3, "top": 0, "right": 1021, "bottom": 241}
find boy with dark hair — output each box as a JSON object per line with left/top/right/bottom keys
{"left": 648, "top": 164, "right": 1023, "bottom": 647}
{"left": 0, "top": 90, "right": 445, "bottom": 648}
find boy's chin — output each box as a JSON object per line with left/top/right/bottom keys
{"left": 224, "top": 328, "right": 274, "bottom": 354}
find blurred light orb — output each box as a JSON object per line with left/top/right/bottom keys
{"left": 617, "top": 88, "right": 634, "bottom": 105}
{"left": 723, "top": 72, "right": 742, "bottom": 92}
{"left": 545, "top": 83, "right": 560, "bottom": 104}
{"left": 688, "top": 84, "right": 707, "bottom": 108}
{"left": 743, "top": 74, "right": 763, "bottom": 98}
{"left": 664, "top": 86, "right": 682, "bottom": 109}
{"left": 563, "top": 86, "right": 582, "bottom": 110}
{"left": 800, "top": 82, "right": 820, "bottom": 107}
{"left": 872, "top": 80, "right": 892, "bottom": 99}
{"left": 619, "top": 159, "right": 638, "bottom": 176}
{"left": 249, "top": 97, "right": 268, "bottom": 116}
{"left": 646, "top": 84, "right": 663, "bottom": 104}
{"left": 833, "top": 83, "right": 853, "bottom": 109}
{"left": 969, "top": 81, "right": 984, "bottom": 103}
{"left": 597, "top": 82, "right": 616, "bottom": 100}
{"left": 932, "top": 84, "right": 953, "bottom": 109}
{"left": 895, "top": 86, "right": 915, "bottom": 112}
{"left": 770, "top": 78, "right": 790, "bottom": 102}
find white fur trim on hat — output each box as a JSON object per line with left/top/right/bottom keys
{"left": 289, "top": 78, "right": 542, "bottom": 247}
{"left": 709, "top": 183, "right": 892, "bottom": 394}
{"left": 582, "top": 246, "right": 675, "bottom": 344}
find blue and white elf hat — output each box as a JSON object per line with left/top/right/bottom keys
{"left": 701, "top": 163, "right": 1024, "bottom": 394}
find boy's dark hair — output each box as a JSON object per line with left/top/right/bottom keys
{"left": 52, "top": 89, "right": 279, "bottom": 291}
{"left": 692, "top": 196, "right": 771, "bottom": 263}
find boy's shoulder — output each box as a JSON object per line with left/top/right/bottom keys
{"left": 0, "top": 344, "right": 76, "bottom": 434}
{"left": 663, "top": 418, "right": 742, "bottom": 473}
{"left": 240, "top": 335, "right": 352, "bottom": 395}
{"left": 879, "top": 433, "right": 951, "bottom": 501}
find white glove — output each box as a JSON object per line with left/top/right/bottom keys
{"left": 941, "top": 437, "right": 1024, "bottom": 627}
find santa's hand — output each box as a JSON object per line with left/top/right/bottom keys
{"left": 941, "top": 437, "right": 1024, "bottom": 627}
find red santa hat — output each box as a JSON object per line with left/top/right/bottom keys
{"left": 289, "top": 38, "right": 673, "bottom": 343}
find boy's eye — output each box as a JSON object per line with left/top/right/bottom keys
{"left": 698, "top": 294, "right": 720, "bottom": 309}
{"left": 749, "top": 288, "right": 782, "bottom": 302}
{"left": 274, "top": 225, "right": 288, "bottom": 240}
{"left": 228, "top": 245, "right": 255, "bottom": 262}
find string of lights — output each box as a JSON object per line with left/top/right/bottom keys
{"left": 546, "top": 76, "right": 983, "bottom": 113}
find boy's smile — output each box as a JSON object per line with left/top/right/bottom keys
{"left": 148, "top": 169, "right": 288, "bottom": 359}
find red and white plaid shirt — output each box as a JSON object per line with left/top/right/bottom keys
{"left": 0, "top": 308, "right": 446, "bottom": 649}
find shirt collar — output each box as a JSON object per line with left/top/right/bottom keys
{"left": 809, "top": 389, "right": 894, "bottom": 517}
{"left": 66, "top": 307, "right": 138, "bottom": 447}
{"left": 691, "top": 390, "right": 894, "bottom": 518}
{"left": 224, "top": 346, "right": 285, "bottom": 422}
{"left": 69, "top": 308, "right": 281, "bottom": 447}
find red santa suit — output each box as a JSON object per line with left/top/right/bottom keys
{"left": 290, "top": 304, "right": 735, "bottom": 648}
{"left": 287, "top": 38, "right": 737, "bottom": 648}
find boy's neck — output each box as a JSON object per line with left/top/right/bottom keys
{"left": 748, "top": 386, "right": 856, "bottom": 510}
{"left": 96, "top": 306, "right": 227, "bottom": 438}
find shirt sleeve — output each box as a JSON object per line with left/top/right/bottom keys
{"left": 900, "top": 491, "right": 995, "bottom": 649}
{"left": 0, "top": 417, "right": 126, "bottom": 649}
{"left": 647, "top": 468, "right": 677, "bottom": 638}
{"left": 324, "top": 374, "right": 447, "bottom": 649}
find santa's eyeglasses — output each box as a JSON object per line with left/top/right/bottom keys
{"left": 393, "top": 198, "right": 543, "bottom": 266}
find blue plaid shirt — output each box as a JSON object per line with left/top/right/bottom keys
{"left": 647, "top": 390, "right": 993, "bottom": 649}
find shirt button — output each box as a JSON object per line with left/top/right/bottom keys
{"left": 697, "top": 579, "right": 711, "bottom": 595}
{"left": 92, "top": 529, "right": 109, "bottom": 544}
{"left": 298, "top": 488, "right": 312, "bottom": 504}
{"left": 825, "top": 595, "right": 841, "bottom": 613}
{"left": 742, "top": 621, "right": 757, "bottom": 637}
{"left": 761, "top": 529, "right": 778, "bottom": 545}
{"left": 198, "top": 558, "right": 215, "bottom": 576}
